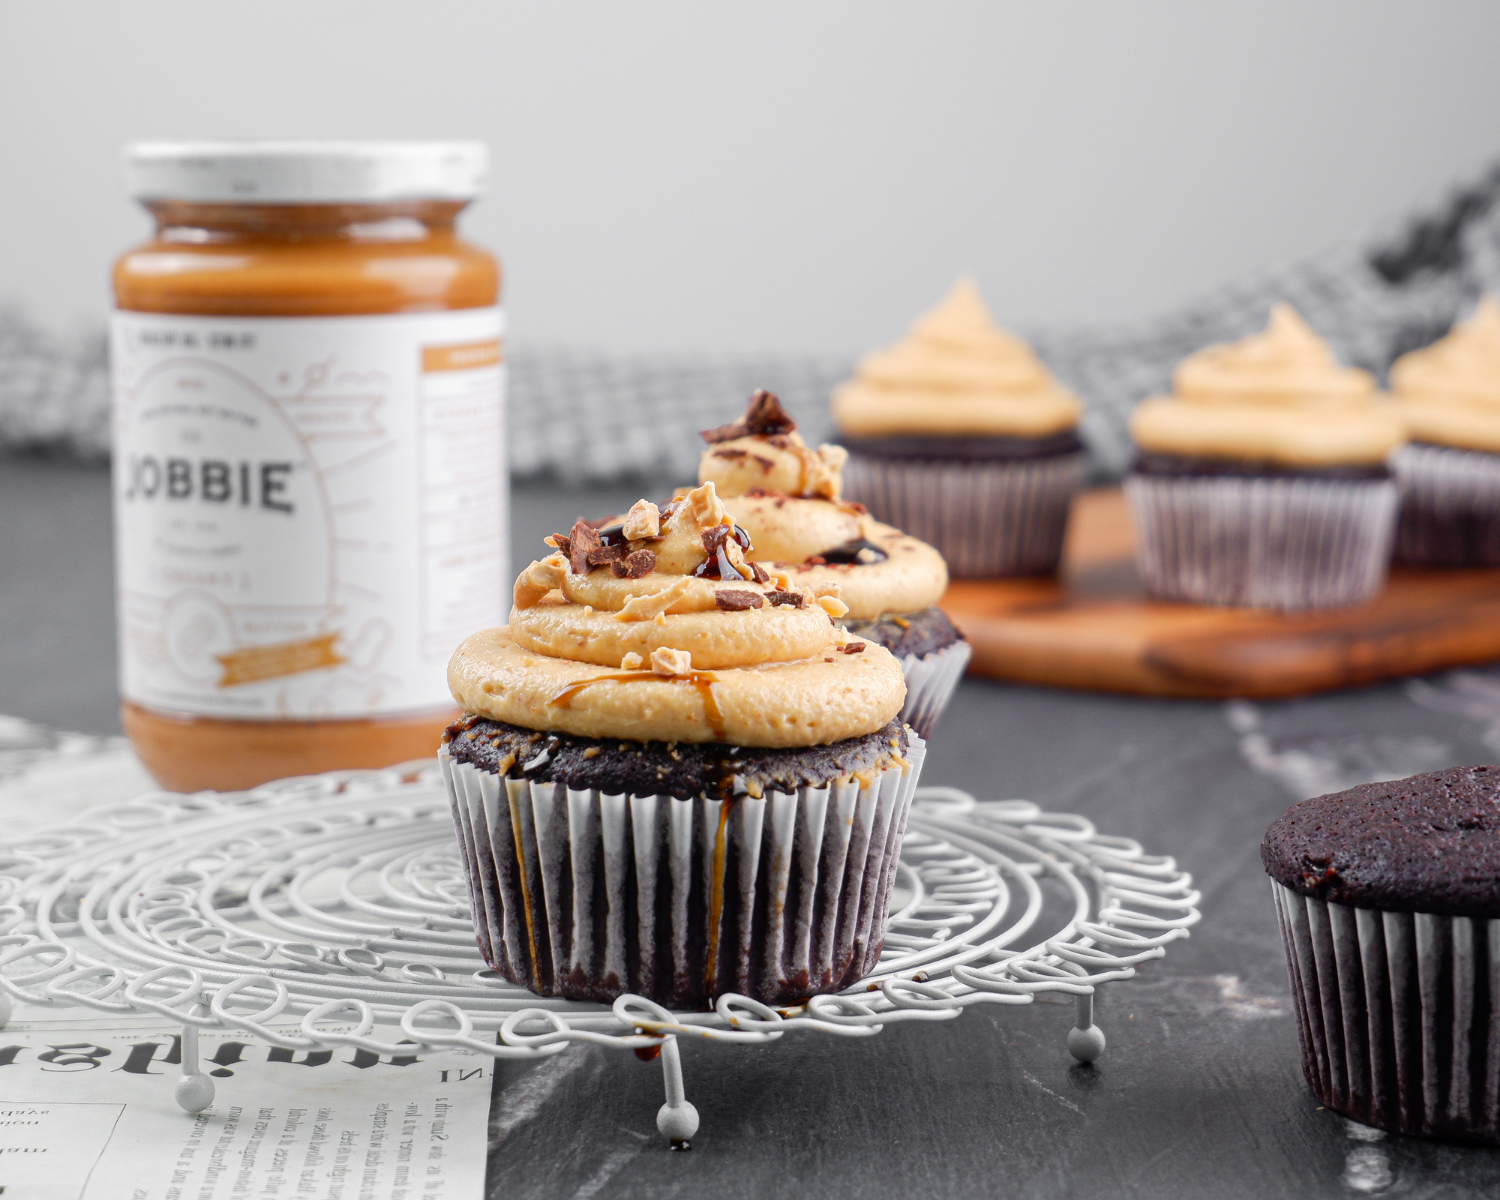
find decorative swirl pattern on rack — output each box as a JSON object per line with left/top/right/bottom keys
{"left": 0, "top": 764, "right": 1199, "bottom": 1141}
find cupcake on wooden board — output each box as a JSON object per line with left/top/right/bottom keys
{"left": 698, "top": 391, "right": 969, "bottom": 739}
{"left": 831, "top": 278, "right": 1087, "bottom": 578}
{"left": 441, "top": 480, "right": 924, "bottom": 1008}
{"left": 1263, "top": 766, "right": 1500, "bottom": 1144}
{"left": 1389, "top": 296, "right": 1500, "bottom": 566}
{"left": 1126, "top": 304, "right": 1405, "bottom": 610}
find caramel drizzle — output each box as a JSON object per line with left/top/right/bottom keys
{"left": 704, "top": 796, "right": 736, "bottom": 999}
{"left": 549, "top": 671, "right": 726, "bottom": 741}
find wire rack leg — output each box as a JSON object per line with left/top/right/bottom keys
{"left": 655, "top": 1036, "right": 699, "bottom": 1150}
{"left": 0, "top": 992, "right": 11, "bottom": 1030}
{"left": 1066, "top": 991, "right": 1107, "bottom": 1063}
{"left": 175, "top": 1005, "right": 215, "bottom": 1113}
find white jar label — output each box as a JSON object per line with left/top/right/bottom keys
{"left": 110, "top": 309, "right": 506, "bottom": 720}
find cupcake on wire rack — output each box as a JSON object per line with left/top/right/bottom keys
{"left": 1389, "top": 296, "right": 1500, "bottom": 566}
{"left": 441, "top": 480, "right": 924, "bottom": 1008}
{"left": 1126, "top": 304, "right": 1405, "bottom": 610}
{"left": 831, "top": 278, "right": 1087, "bottom": 578}
{"left": 1263, "top": 765, "right": 1500, "bottom": 1144}
{"left": 696, "top": 391, "right": 969, "bottom": 738}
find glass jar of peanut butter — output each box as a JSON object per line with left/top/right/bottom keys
{"left": 111, "top": 141, "right": 504, "bottom": 791}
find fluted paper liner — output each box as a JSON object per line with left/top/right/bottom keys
{"left": 440, "top": 734, "right": 926, "bottom": 1007}
{"left": 1126, "top": 473, "right": 1397, "bottom": 610}
{"left": 844, "top": 452, "right": 1084, "bottom": 578}
{"left": 1272, "top": 881, "right": 1500, "bottom": 1144}
{"left": 895, "top": 640, "right": 970, "bottom": 739}
{"left": 1394, "top": 442, "right": 1500, "bottom": 567}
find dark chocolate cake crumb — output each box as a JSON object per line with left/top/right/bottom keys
{"left": 842, "top": 607, "right": 963, "bottom": 660}
{"left": 1261, "top": 766, "right": 1500, "bottom": 917}
{"left": 445, "top": 715, "right": 910, "bottom": 801}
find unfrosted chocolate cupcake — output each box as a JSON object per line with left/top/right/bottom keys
{"left": 831, "top": 279, "right": 1086, "bottom": 578}
{"left": 697, "top": 391, "right": 969, "bottom": 738}
{"left": 441, "top": 481, "right": 926, "bottom": 1008}
{"left": 1390, "top": 296, "right": 1500, "bottom": 566}
{"left": 1263, "top": 765, "right": 1500, "bottom": 1143}
{"left": 1127, "top": 305, "right": 1404, "bottom": 610}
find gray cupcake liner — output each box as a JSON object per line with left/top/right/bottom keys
{"left": 1124, "top": 473, "right": 1398, "bottom": 611}
{"left": 843, "top": 452, "right": 1086, "bottom": 578}
{"left": 1272, "top": 881, "right": 1500, "bottom": 1143}
{"left": 896, "top": 638, "right": 971, "bottom": 739}
{"left": 1393, "top": 442, "right": 1500, "bottom": 567}
{"left": 440, "top": 733, "right": 927, "bottom": 1008}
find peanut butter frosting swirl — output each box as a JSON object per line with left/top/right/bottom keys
{"left": 694, "top": 393, "right": 948, "bottom": 619}
{"left": 448, "top": 482, "right": 906, "bottom": 746}
{"left": 1130, "top": 304, "right": 1404, "bottom": 466}
{"left": 1390, "top": 296, "right": 1500, "bottom": 453}
{"left": 831, "top": 278, "right": 1083, "bottom": 438}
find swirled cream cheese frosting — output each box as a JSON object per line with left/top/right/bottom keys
{"left": 1130, "top": 304, "right": 1404, "bottom": 466}
{"left": 696, "top": 393, "right": 948, "bottom": 619}
{"left": 448, "top": 481, "right": 906, "bottom": 747}
{"left": 1390, "top": 296, "right": 1500, "bottom": 454}
{"left": 831, "top": 278, "right": 1083, "bottom": 439}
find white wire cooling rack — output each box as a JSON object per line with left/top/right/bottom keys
{"left": 0, "top": 762, "right": 1200, "bottom": 1147}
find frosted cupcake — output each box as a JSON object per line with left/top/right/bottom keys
{"left": 441, "top": 480, "right": 924, "bottom": 1008}
{"left": 1389, "top": 297, "right": 1500, "bottom": 566}
{"left": 832, "top": 279, "right": 1086, "bottom": 577}
{"left": 699, "top": 391, "right": 968, "bottom": 738}
{"left": 1127, "top": 305, "right": 1404, "bottom": 610}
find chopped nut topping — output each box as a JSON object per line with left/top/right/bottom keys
{"left": 715, "top": 589, "right": 765, "bottom": 611}
{"left": 620, "top": 652, "right": 644, "bottom": 670}
{"left": 813, "top": 582, "right": 842, "bottom": 598}
{"left": 582, "top": 746, "right": 601, "bottom": 759}
{"left": 699, "top": 390, "right": 798, "bottom": 443}
{"left": 621, "top": 499, "right": 662, "bottom": 541}
{"left": 766, "top": 589, "right": 805, "bottom": 608}
{"left": 611, "top": 549, "right": 657, "bottom": 578}
{"left": 616, "top": 576, "right": 692, "bottom": 622}
{"left": 817, "top": 595, "right": 850, "bottom": 619}
{"left": 650, "top": 646, "right": 693, "bottom": 676}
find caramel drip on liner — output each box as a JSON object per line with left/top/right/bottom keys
{"left": 704, "top": 797, "right": 736, "bottom": 999}
{"left": 549, "top": 671, "right": 727, "bottom": 741}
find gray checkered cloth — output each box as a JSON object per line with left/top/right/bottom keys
{"left": 7, "top": 161, "right": 1500, "bottom": 480}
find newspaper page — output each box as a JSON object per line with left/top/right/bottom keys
{"left": 0, "top": 1007, "right": 492, "bottom": 1200}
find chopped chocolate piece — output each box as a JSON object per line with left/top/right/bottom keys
{"left": 586, "top": 542, "right": 626, "bottom": 567}
{"left": 764, "top": 435, "right": 792, "bottom": 450}
{"left": 816, "top": 537, "right": 889, "bottom": 565}
{"left": 548, "top": 532, "right": 572, "bottom": 558}
{"left": 566, "top": 520, "right": 602, "bottom": 575}
{"left": 695, "top": 524, "right": 754, "bottom": 581}
{"left": 712, "top": 448, "right": 748, "bottom": 459}
{"left": 612, "top": 549, "right": 657, "bottom": 579}
{"left": 701, "top": 525, "right": 732, "bottom": 556}
{"left": 767, "top": 589, "right": 805, "bottom": 608}
{"left": 752, "top": 454, "right": 775, "bottom": 473}
{"left": 714, "top": 589, "right": 764, "bottom": 611}
{"left": 837, "top": 642, "right": 866, "bottom": 654}
{"left": 749, "top": 562, "right": 771, "bottom": 584}
{"left": 699, "top": 389, "right": 798, "bottom": 443}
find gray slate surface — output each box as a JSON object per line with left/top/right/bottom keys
{"left": 4, "top": 454, "right": 1500, "bottom": 1197}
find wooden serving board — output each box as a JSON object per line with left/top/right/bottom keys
{"left": 939, "top": 487, "right": 1500, "bottom": 699}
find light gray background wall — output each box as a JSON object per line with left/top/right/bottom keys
{"left": 2, "top": 1, "right": 1499, "bottom": 354}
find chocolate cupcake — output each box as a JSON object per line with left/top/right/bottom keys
{"left": 697, "top": 391, "right": 969, "bottom": 738}
{"left": 1126, "top": 304, "right": 1405, "bottom": 610}
{"left": 1263, "top": 766, "right": 1500, "bottom": 1143}
{"left": 440, "top": 481, "right": 925, "bottom": 1008}
{"left": 1390, "top": 296, "right": 1500, "bottom": 566}
{"left": 831, "top": 279, "right": 1086, "bottom": 578}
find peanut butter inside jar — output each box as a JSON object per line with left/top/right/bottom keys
{"left": 112, "top": 142, "right": 503, "bottom": 791}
